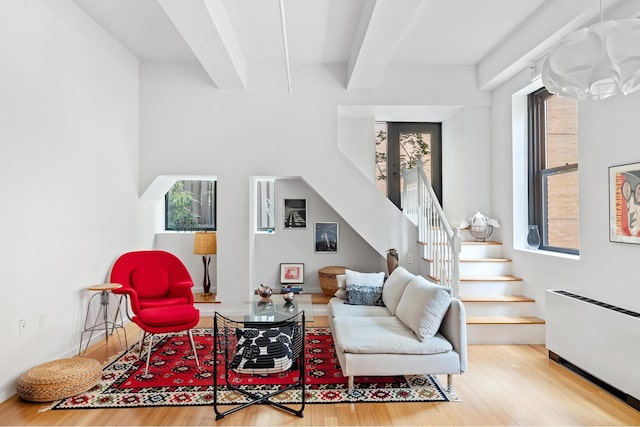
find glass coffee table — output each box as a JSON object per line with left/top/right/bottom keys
{"left": 245, "top": 293, "right": 313, "bottom": 323}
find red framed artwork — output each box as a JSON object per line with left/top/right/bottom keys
{"left": 609, "top": 162, "right": 640, "bottom": 243}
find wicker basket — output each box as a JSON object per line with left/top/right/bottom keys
{"left": 318, "top": 266, "right": 347, "bottom": 297}
{"left": 17, "top": 357, "right": 102, "bottom": 402}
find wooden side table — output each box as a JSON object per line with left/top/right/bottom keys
{"left": 78, "top": 283, "right": 128, "bottom": 355}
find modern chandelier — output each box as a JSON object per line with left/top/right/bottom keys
{"left": 542, "top": 2, "right": 640, "bottom": 101}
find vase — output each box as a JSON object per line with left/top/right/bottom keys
{"left": 527, "top": 225, "right": 541, "bottom": 250}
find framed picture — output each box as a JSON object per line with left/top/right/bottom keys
{"left": 609, "top": 162, "right": 640, "bottom": 243}
{"left": 280, "top": 263, "right": 304, "bottom": 284}
{"left": 315, "top": 222, "right": 338, "bottom": 253}
{"left": 284, "top": 199, "right": 307, "bottom": 228}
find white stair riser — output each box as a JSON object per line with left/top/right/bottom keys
{"left": 459, "top": 281, "right": 523, "bottom": 296}
{"left": 459, "top": 244, "right": 503, "bottom": 259}
{"left": 459, "top": 261, "right": 512, "bottom": 276}
{"left": 467, "top": 324, "right": 545, "bottom": 344}
{"left": 463, "top": 302, "right": 536, "bottom": 317}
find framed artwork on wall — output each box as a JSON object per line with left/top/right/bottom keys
{"left": 280, "top": 263, "right": 304, "bottom": 284}
{"left": 609, "top": 162, "right": 640, "bottom": 244}
{"left": 284, "top": 199, "right": 307, "bottom": 228}
{"left": 314, "top": 221, "right": 338, "bottom": 253}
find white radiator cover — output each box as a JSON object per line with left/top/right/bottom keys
{"left": 546, "top": 290, "right": 640, "bottom": 403}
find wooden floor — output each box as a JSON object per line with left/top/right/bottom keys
{"left": 1, "top": 316, "right": 639, "bottom": 426}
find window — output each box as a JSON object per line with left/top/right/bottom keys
{"left": 528, "top": 88, "right": 579, "bottom": 254}
{"left": 375, "top": 122, "right": 442, "bottom": 209}
{"left": 165, "top": 180, "right": 216, "bottom": 231}
{"left": 256, "top": 179, "right": 275, "bottom": 232}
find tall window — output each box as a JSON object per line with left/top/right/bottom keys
{"left": 165, "top": 180, "right": 216, "bottom": 231}
{"left": 528, "top": 88, "right": 579, "bottom": 254}
{"left": 375, "top": 122, "right": 442, "bottom": 209}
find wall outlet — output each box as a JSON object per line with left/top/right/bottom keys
{"left": 39, "top": 313, "right": 46, "bottom": 328}
{"left": 18, "top": 319, "right": 26, "bottom": 335}
{"left": 407, "top": 254, "right": 413, "bottom": 264}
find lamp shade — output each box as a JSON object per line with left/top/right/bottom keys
{"left": 542, "top": 19, "right": 640, "bottom": 101}
{"left": 193, "top": 231, "right": 217, "bottom": 255}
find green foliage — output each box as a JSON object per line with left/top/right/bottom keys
{"left": 375, "top": 128, "right": 388, "bottom": 181}
{"left": 167, "top": 181, "right": 200, "bottom": 230}
{"left": 399, "top": 132, "right": 430, "bottom": 169}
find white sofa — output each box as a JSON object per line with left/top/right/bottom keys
{"left": 327, "top": 266, "right": 467, "bottom": 391}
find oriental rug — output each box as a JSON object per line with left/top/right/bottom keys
{"left": 51, "top": 327, "right": 454, "bottom": 409}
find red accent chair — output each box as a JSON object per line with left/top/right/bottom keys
{"left": 110, "top": 250, "right": 200, "bottom": 375}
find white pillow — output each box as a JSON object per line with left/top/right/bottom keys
{"left": 345, "top": 269, "right": 385, "bottom": 306}
{"left": 334, "top": 274, "right": 347, "bottom": 299}
{"left": 381, "top": 266, "right": 414, "bottom": 315}
{"left": 395, "top": 276, "right": 452, "bottom": 341}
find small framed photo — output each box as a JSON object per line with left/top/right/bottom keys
{"left": 280, "top": 263, "right": 304, "bottom": 284}
{"left": 284, "top": 199, "right": 307, "bottom": 228}
{"left": 609, "top": 162, "right": 640, "bottom": 244}
{"left": 315, "top": 222, "right": 338, "bottom": 253}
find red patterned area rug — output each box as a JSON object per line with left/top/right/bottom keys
{"left": 51, "top": 327, "right": 454, "bottom": 409}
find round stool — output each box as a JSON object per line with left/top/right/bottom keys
{"left": 318, "top": 266, "right": 348, "bottom": 296}
{"left": 78, "top": 283, "right": 128, "bottom": 355}
{"left": 17, "top": 357, "right": 101, "bottom": 402}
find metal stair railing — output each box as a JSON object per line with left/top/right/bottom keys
{"left": 401, "top": 159, "right": 461, "bottom": 298}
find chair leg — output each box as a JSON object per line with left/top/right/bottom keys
{"left": 144, "top": 334, "right": 155, "bottom": 376}
{"left": 188, "top": 329, "right": 200, "bottom": 368}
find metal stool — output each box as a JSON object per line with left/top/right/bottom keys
{"left": 79, "top": 283, "right": 128, "bottom": 355}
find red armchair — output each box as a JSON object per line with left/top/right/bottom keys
{"left": 110, "top": 250, "right": 201, "bottom": 375}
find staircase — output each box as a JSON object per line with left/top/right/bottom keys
{"left": 404, "top": 159, "right": 545, "bottom": 344}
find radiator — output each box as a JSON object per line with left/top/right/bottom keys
{"left": 546, "top": 290, "right": 640, "bottom": 408}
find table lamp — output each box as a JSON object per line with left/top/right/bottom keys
{"left": 193, "top": 231, "right": 217, "bottom": 295}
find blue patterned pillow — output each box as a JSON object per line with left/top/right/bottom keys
{"left": 345, "top": 270, "right": 385, "bottom": 306}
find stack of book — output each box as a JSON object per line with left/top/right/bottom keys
{"left": 281, "top": 284, "right": 303, "bottom": 294}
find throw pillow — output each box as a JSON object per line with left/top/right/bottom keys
{"left": 230, "top": 326, "right": 294, "bottom": 375}
{"left": 334, "top": 274, "right": 347, "bottom": 299}
{"left": 381, "top": 266, "right": 414, "bottom": 315}
{"left": 345, "top": 270, "right": 385, "bottom": 306}
{"left": 395, "top": 276, "right": 452, "bottom": 341}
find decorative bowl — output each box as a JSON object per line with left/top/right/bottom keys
{"left": 283, "top": 292, "right": 295, "bottom": 303}
{"left": 256, "top": 285, "right": 273, "bottom": 299}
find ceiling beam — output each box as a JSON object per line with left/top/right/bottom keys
{"left": 346, "top": 0, "right": 422, "bottom": 90}
{"left": 158, "top": 0, "right": 246, "bottom": 89}
{"left": 476, "top": 0, "right": 640, "bottom": 91}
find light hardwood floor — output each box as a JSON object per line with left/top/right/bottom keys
{"left": 1, "top": 316, "right": 639, "bottom": 426}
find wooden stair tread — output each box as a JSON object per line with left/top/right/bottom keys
{"left": 460, "top": 257, "right": 511, "bottom": 263}
{"left": 467, "top": 316, "right": 545, "bottom": 325}
{"left": 460, "top": 275, "right": 522, "bottom": 282}
{"left": 461, "top": 295, "right": 535, "bottom": 303}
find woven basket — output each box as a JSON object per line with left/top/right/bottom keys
{"left": 17, "top": 357, "right": 102, "bottom": 402}
{"left": 318, "top": 266, "right": 347, "bottom": 296}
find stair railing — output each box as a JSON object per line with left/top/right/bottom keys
{"left": 401, "top": 159, "right": 461, "bottom": 298}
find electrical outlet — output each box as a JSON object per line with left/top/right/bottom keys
{"left": 18, "top": 319, "right": 26, "bottom": 335}
{"left": 39, "top": 313, "right": 46, "bottom": 328}
{"left": 407, "top": 254, "right": 413, "bottom": 264}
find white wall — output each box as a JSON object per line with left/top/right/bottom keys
{"left": 138, "top": 61, "right": 492, "bottom": 306}
{"left": 491, "top": 67, "right": 640, "bottom": 318}
{"left": 252, "top": 178, "right": 385, "bottom": 294}
{"left": 0, "top": 1, "right": 146, "bottom": 402}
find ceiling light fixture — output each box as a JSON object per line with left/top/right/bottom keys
{"left": 542, "top": 0, "right": 640, "bottom": 100}
{"left": 279, "top": 0, "right": 293, "bottom": 93}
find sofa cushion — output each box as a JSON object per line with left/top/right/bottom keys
{"left": 328, "top": 297, "right": 392, "bottom": 317}
{"left": 332, "top": 316, "right": 453, "bottom": 354}
{"left": 395, "top": 276, "right": 452, "bottom": 341}
{"left": 345, "top": 270, "right": 385, "bottom": 306}
{"left": 381, "top": 266, "right": 414, "bottom": 315}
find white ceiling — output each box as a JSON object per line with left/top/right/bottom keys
{"left": 72, "top": 0, "right": 640, "bottom": 90}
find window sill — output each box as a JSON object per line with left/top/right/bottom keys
{"left": 516, "top": 247, "right": 580, "bottom": 260}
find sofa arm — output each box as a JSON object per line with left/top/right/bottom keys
{"left": 439, "top": 298, "right": 467, "bottom": 373}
